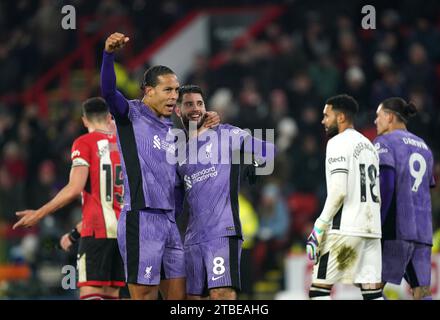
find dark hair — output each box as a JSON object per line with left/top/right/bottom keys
{"left": 325, "top": 94, "right": 359, "bottom": 121}
{"left": 381, "top": 97, "right": 418, "bottom": 123}
{"left": 82, "top": 97, "right": 109, "bottom": 122}
{"left": 141, "top": 65, "right": 175, "bottom": 90}
{"left": 177, "top": 84, "right": 204, "bottom": 105}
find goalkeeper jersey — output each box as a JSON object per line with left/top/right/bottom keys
{"left": 326, "top": 128, "right": 381, "bottom": 238}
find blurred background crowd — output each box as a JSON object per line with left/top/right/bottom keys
{"left": 1, "top": 0, "right": 440, "bottom": 299}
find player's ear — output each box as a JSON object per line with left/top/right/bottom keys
{"left": 336, "top": 111, "right": 345, "bottom": 124}
{"left": 389, "top": 112, "right": 396, "bottom": 124}
{"left": 145, "top": 86, "right": 154, "bottom": 98}
{"left": 81, "top": 116, "right": 89, "bottom": 129}
{"left": 175, "top": 105, "right": 182, "bottom": 117}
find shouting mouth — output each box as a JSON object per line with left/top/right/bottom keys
{"left": 165, "top": 104, "right": 175, "bottom": 112}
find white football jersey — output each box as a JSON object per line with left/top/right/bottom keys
{"left": 325, "top": 128, "right": 381, "bottom": 238}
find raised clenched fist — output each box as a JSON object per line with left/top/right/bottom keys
{"left": 105, "top": 32, "right": 130, "bottom": 53}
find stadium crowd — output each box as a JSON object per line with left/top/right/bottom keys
{"left": 1, "top": 0, "right": 440, "bottom": 298}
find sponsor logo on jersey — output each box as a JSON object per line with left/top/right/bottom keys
{"left": 183, "top": 166, "right": 218, "bottom": 190}
{"left": 167, "top": 127, "right": 275, "bottom": 177}
{"left": 374, "top": 142, "right": 388, "bottom": 154}
{"left": 153, "top": 135, "right": 176, "bottom": 153}
{"left": 328, "top": 156, "right": 346, "bottom": 164}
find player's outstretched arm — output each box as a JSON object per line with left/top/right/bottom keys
{"left": 243, "top": 136, "right": 276, "bottom": 162}
{"left": 241, "top": 134, "right": 276, "bottom": 185}
{"left": 229, "top": 126, "right": 276, "bottom": 162}
{"left": 105, "top": 32, "right": 129, "bottom": 53}
{"left": 13, "top": 166, "right": 88, "bottom": 229}
{"left": 101, "top": 32, "right": 130, "bottom": 117}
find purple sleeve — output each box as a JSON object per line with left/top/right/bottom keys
{"left": 380, "top": 165, "right": 395, "bottom": 226}
{"left": 242, "top": 136, "right": 276, "bottom": 162}
{"left": 100, "top": 51, "right": 129, "bottom": 117}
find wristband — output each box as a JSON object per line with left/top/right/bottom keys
{"left": 68, "top": 228, "right": 81, "bottom": 243}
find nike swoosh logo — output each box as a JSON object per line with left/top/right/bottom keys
{"left": 211, "top": 275, "right": 224, "bottom": 281}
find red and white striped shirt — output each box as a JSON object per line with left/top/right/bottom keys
{"left": 71, "top": 131, "right": 123, "bottom": 239}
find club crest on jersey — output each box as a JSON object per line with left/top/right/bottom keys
{"left": 71, "top": 150, "right": 80, "bottom": 158}
{"left": 144, "top": 266, "right": 152, "bottom": 279}
{"left": 205, "top": 143, "right": 212, "bottom": 159}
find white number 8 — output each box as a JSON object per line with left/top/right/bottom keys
{"left": 212, "top": 257, "right": 225, "bottom": 275}
{"left": 409, "top": 152, "right": 426, "bottom": 192}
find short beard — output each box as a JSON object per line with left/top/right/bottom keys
{"left": 326, "top": 124, "right": 339, "bottom": 138}
{"left": 181, "top": 115, "right": 204, "bottom": 131}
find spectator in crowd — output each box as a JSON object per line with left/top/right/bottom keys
{"left": 254, "top": 183, "right": 289, "bottom": 280}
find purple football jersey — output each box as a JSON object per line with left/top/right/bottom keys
{"left": 373, "top": 129, "right": 435, "bottom": 244}
{"left": 102, "top": 52, "right": 177, "bottom": 220}
{"left": 177, "top": 124, "right": 273, "bottom": 245}
{"left": 115, "top": 100, "right": 177, "bottom": 220}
